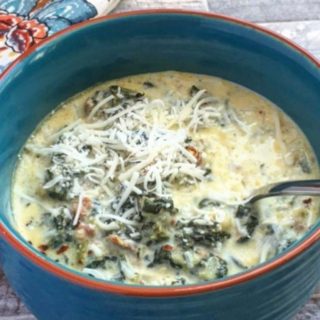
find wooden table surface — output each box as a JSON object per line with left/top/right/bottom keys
{"left": 1, "top": 1, "right": 319, "bottom": 319}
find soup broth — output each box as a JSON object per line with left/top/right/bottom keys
{"left": 12, "top": 71, "right": 319, "bottom": 285}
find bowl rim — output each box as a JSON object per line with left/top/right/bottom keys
{"left": 1, "top": 8, "right": 320, "bottom": 297}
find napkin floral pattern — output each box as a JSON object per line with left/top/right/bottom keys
{"left": 0, "top": 0, "right": 119, "bottom": 72}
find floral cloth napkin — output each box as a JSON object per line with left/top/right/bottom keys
{"left": 0, "top": 0, "right": 120, "bottom": 72}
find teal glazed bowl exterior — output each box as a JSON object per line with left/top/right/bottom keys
{"left": 0, "top": 9, "right": 320, "bottom": 320}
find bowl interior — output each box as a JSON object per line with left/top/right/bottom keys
{"left": 0, "top": 11, "right": 320, "bottom": 275}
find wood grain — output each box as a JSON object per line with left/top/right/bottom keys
{"left": 260, "top": 20, "right": 320, "bottom": 59}
{"left": 116, "top": 0, "right": 208, "bottom": 11}
{"left": 208, "top": 0, "right": 320, "bottom": 22}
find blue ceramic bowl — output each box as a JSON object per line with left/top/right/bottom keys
{"left": 0, "top": 9, "right": 319, "bottom": 320}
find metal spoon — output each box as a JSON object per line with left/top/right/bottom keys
{"left": 241, "top": 179, "right": 320, "bottom": 206}
{"left": 233, "top": 180, "right": 320, "bottom": 242}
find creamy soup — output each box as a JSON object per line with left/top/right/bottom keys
{"left": 12, "top": 71, "right": 319, "bottom": 285}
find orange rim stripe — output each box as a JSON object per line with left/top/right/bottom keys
{"left": 0, "top": 9, "right": 319, "bottom": 297}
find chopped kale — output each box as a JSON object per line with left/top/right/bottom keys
{"left": 148, "top": 247, "right": 170, "bottom": 267}
{"left": 116, "top": 262, "right": 128, "bottom": 282}
{"left": 237, "top": 214, "right": 259, "bottom": 243}
{"left": 197, "top": 255, "right": 228, "bottom": 280}
{"left": 141, "top": 220, "right": 170, "bottom": 244}
{"left": 171, "top": 277, "right": 186, "bottom": 285}
{"left": 148, "top": 247, "right": 183, "bottom": 269}
{"left": 85, "top": 259, "right": 106, "bottom": 269}
{"left": 113, "top": 272, "right": 126, "bottom": 282}
{"left": 299, "top": 155, "right": 312, "bottom": 174}
{"left": 215, "top": 257, "right": 228, "bottom": 279}
{"left": 109, "top": 85, "right": 144, "bottom": 107}
{"left": 41, "top": 212, "right": 52, "bottom": 226}
{"left": 76, "top": 241, "right": 89, "bottom": 265}
{"left": 45, "top": 165, "right": 75, "bottom": 201}
{"left": 198, "top": 198, "right": 221, "bottom": 209}
{"left": 189, "top": 85, "right": 200, "bottom": 96}
{"left": 143, "top": 81, "right": 155, "bottom": 88}
{"left": 25, "top": 218, "right": 34, "bottom": 227}
{"left": 112, "top": 195, "right": 138, "bottom": 215}
{"left": 52, "top": 213, "right": 72, "bottom": 230}
{"left": 142, "top": 198, "right": 170, "bottom": 214}
{"left": 235, "top": 204, "right": 259, "bottom": 243}
{"left": 85, "top": 256, "right": 118, "bottom": 269}
{"left": 91, "top": 201, "right": 102, "bottom": 216}
{"left": 128, "top": 130, "right": 148, "bottom": 146}
{"left": 81, "top": 144, "right": 92, "bottom": 154}
{"left": 245, "top": 215, "right": 259, "bottom": 236}
{"left": 231, "top": 256, "right": 248, "bottom": 270}
{"left": 140, "top": 195, "right": 176, "bottom": 214}
{"left": 261, "top": 223, "right": 275, "bottom": 236}
{"left": 175, "top": 220, "right": 230, "bottom": 248}
{"left": 85, "top": 256, "right": 124, "bottom": 281}
{"left": 48, "top": 235, "right": 70, "bottom": 250}
{"left": 236, "top": 236, "right": 251, "bottom": 244}
{"left": 277, "top": 238, "right": 295, "bottom": 253}
{"left": 45, "top": 211, "right": 73, "bottom": 249}
{"left": 235, "top": 205, "right": 252, "bottom": 218}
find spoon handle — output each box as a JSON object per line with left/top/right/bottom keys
{"left": 269, "top": 179, "right": 320, "bottom": 195}
{"left": 250, "top": 180, "right": 320, "bottom": 203}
